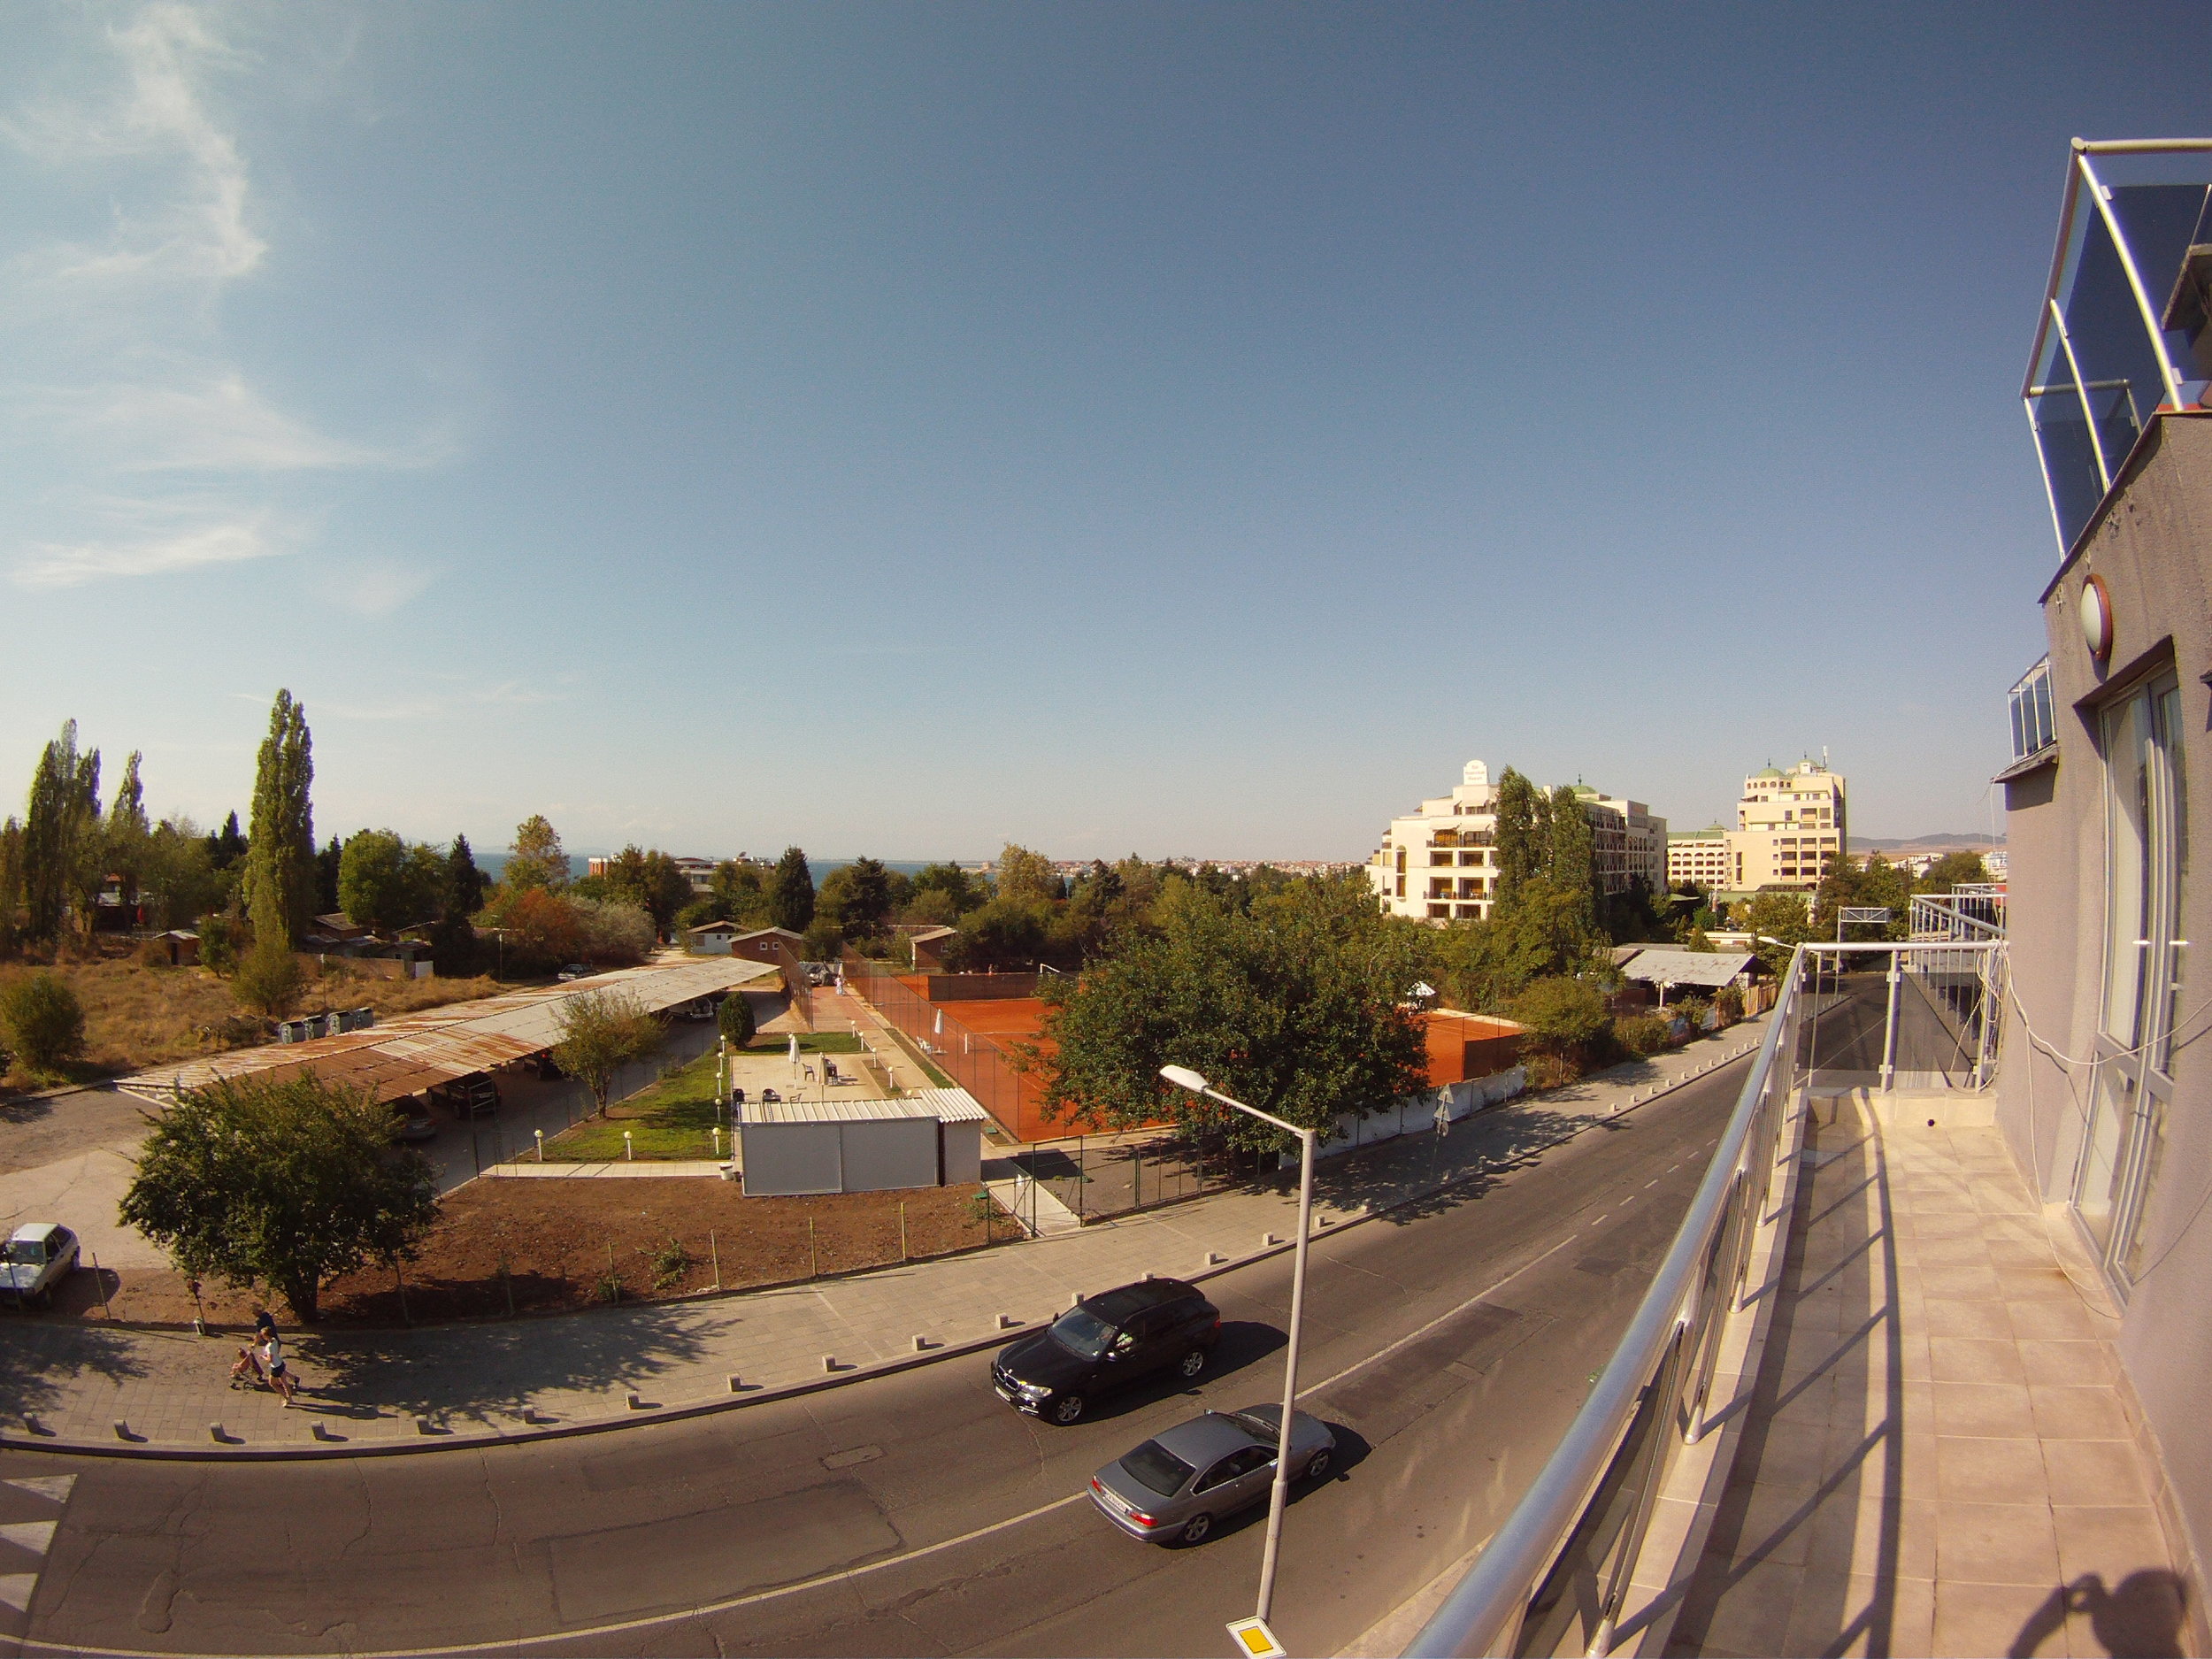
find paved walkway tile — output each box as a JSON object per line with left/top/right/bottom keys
{"left": 0, "top": 1026, "right": 1765, "bottom": 1455}
{"left": 1661, "top": 1098, "right": 2189, "bottom": 1659}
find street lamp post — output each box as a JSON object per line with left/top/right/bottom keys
{"left": 1159, "top": 1064, "right": 1315, "bottom": 1627}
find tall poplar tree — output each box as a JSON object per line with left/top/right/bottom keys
{"left": 243, "top": 691, "right": 315, "bottom": 945}
{"left": 22, "top": 720, "right": 100, "bottom": 942}
{"left": 1547, "top": 784, "right": 1601, "bottom": 938}
{"left": 1491, "top": 767, "right": 1547, "bottom": 905}
{"left": 107, "top": 752, "right": 150, "bottom": 920}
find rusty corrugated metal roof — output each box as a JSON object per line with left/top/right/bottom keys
{"left": 119, "top": 956, "right": 779, "bottom": 1107}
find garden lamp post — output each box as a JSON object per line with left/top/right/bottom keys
{"left": 1158, "top": 1064, "right": 1315, "bottom": 1627}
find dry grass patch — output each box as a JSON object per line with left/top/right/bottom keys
{"left": 0, "top": 944, "right": 504, "bottom": 1087}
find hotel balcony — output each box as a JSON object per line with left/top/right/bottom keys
{"left": 1402, "top": 939, "right": 2193, "bottom": 1657}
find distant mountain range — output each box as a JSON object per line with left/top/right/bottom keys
{"left": 1848, "top": 834, "right": 2003, "bottom": 852}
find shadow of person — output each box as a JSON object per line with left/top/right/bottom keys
{"left": 2010, "top": 1571, "right": 2187, "bottom": 1658}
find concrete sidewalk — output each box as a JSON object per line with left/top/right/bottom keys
{"left": 0, "top": 1025, "right": 1766, "bottom": 1458}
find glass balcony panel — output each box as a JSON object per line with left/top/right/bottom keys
{"left": 2028, "top": 386, "right": 2108, "bottom": 550}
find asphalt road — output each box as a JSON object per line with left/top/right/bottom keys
{"left": 2, "top": 1059, "right": 1749, "bottom": 1659}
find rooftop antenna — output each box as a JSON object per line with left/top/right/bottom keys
{"left": 1822, "top": 745, "right": 1830, "bottom": 770}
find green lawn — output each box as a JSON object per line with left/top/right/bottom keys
{"left": 741, "top": 1032, "right": 864, "bottom": 1054}
{"left": 541, "top": 1050, "right": 731, "bottom": 1161}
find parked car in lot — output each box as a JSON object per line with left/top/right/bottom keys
{"left": 1088, "top": 1405, "right": 1336, "bottom": 1544}
{"left": 557, "top": 964, "right": 593, "bottom": 982}
{"left": 388, "top": 1096, "right": 439, "bottom": 1143}
{"left": 992, "top": 1277, "right": 1220, "bottom": 1425}
{"left": 2, "top": 1223, "right": 81, "bottom": 1310}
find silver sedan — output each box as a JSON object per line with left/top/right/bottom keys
{"left": 1088, "top": 1405, "right": 1336, "bottom": 1545}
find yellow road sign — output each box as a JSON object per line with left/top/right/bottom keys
{"left": 1226, "top": 1616, "right": 1286, "bottom": 1658}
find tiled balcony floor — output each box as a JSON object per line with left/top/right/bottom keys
{"left": 1662, "top": 1102, "right": 2191, "bottom": 1658}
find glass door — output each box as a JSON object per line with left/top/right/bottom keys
{"left": 2077, "top": 672, "right": 2187, "bottom": 1293}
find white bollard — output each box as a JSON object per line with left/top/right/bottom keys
{"left": 624, "top": 1131, "right": 634, "bottom": 1162}
{"left": 534, "top": 1128, "right": 544, "bottom": 1162}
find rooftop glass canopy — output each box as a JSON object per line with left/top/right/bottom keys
{"left": 2024, "top": 139, "right": 2212, "bottom": 558}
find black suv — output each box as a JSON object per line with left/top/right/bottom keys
{"left": 993, "top": 1278, "right": 1221, "bottom": 1425}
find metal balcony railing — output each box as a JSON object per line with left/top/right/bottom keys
{"left": 1405, "top": 939, "right": 2007, "bottom": 1658}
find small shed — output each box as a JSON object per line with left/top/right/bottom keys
{"left": 153, "top": 929, "right": 200, "bottom": 967}
{"left": 739, "top": 1093, "right": 990, "bottom": 1196}
{"left": 687, "top": 920, "right": 741, "bottom": 956}
{"left": 1617, "top": 948, "right": 1756, "bottom": 1004}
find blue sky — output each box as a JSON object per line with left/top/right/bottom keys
{"left": 2, "top": 3, "right": 2201, "bottom": 861}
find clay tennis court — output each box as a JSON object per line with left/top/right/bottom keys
{"left": 892, "top": 980, "right": 1088, "bottom": 1140}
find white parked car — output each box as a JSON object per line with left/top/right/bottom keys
{"left": 3, "top": 1223, "right": 80, "bottom": 1310}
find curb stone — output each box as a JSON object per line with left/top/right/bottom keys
{"left": 0, "top": 1033, "right": 1763, "bottom": 1462}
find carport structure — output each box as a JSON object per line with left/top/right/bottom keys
{"left": 117, "top": 957, "right": 780, "bottom": 1109}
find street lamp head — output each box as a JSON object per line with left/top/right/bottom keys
{"left": 1158, "top": 1064, "right": 1210, "bottom": 1094}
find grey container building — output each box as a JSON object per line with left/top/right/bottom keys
{"left": 739, "top": 1093, "right": 988, "bottom": 1196}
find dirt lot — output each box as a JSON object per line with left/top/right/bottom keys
{"left": 38, "top": 1178, "right": 1008, "bottom": 1330}
{"left": 0, "top": 945, "right": 504, "bottom": 1090}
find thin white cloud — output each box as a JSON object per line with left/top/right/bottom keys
{"left": 4, "top": 3, "right": 264, "bottom": 290}
{"left": 326, "top": 559, "right": 434, "bottom": 618}
{"left": 3, "top": 7, "right": 460, "bottom": 595}
{"left": 14, "top": 511, "right": 282, "bottom": 588}
{"left": 20, "top": 371, "right": 424, "bottom": 472}
{"left": 319, "top": 680, "right": 561, "bottom": 722}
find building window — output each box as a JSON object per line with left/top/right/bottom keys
{"left": 2076, "top": 670, "right": 2188, "bottom": 1290}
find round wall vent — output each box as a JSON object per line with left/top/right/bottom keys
{"left": 2081, "top": 572, "right": 2114, "bottom": 664}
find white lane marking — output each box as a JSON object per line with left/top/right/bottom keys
{"left": 2, "top": 1479, "right": 72, "bottom": 1505}
{"left": 1295, "top": 1235, "right": 1577, "bottom": 1401}
{"left": 8, "top": 1166, "right": 1661, "bottom": 1657}
{"left": 13, "top": 1492, "right": 1094, "bottom": 1659}
{"left": 1642, "top": 1180, "right": 1659, "bottom": 1190}
{"left": 0, "top": 1521, "right": 56, "bottom": 1555}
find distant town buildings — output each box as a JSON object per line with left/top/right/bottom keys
{"left": 1666, "top": 825, "right": 1732, "bottom": 890}
{"left": 1366, "top": 759, "right": 1667, "bottom": 923}
{"left": 584, "top": 855, "right": 728, "bottom": 894}
{"left": 1727, "top": 759, "right": 1847, "bottom": 891}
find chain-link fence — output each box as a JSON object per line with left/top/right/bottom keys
{"left": 841, "top": 951, "right": 1033, "bottom": 1132}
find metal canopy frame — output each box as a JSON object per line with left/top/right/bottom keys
{"left": 2020, "top": 137, "right": 2212, "bottom": 557}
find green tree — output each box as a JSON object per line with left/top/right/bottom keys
{"left": 553, "top": 988, "right": 664, "bottom": 1117}
{"left": 709, "top": 859, "right": 769, "bottom": 926}
{"left": 1914, "top": 851, "right": 1991, "bottom": 893}
{"left": 1041, "top": 876, "right": 1428, "bottom": 1146}
{"left": 445, "top": 834, "right": 488, "bottom": 918}
{"left": 242, "top": 691, "right": 316, "bottom": 948}
{"left": 337, "top": 831, "right": 446, "bottom": 932}
{"left": 138, "top": 818, "right": 223, "bottom": 933}
{"left": 769, "top": 847, "right": 815, "bottom": 932}
{"left": 1742, "top": 889, "right": 1817, "bottom": 977}
{"left": 1431, "top": 876, "right": 1606, "bottom": 1011}
{"left": 947, "top": 896, "right": 1054, "bottom": 971}
{"left": 428, "top": 834, "right": 488, "bottom": 975}
{"left": 1812, "top": 854, "right": 1911, "bottom": 942}
{"left": 1546, "top": 785, "right": 1600, "bottom": 939}
{"left": 206, "top": 811, "right": 247, "bottom": 872}
{"left": 119, "top": 1071, "right": 440, "bottom": 1322}
{"left": 314, "top": 834, "right": 344, "bottom": 918}
{"left": 1492, "top": 767, "right": 1546, "bottom": 903}
{"left": 995, "top": 843, "right": 1062, "bottom": 906}
{"left": 22, "top": 719, "right": 101, "bottom": 942}
{"left": 718, "top": 990, "right": 757, "bottom": 1047}
{"left": 0, "top": 818, "right": 23, "bottom": 951}
{"left": 0, "top": 973, "right": 86, "bottom": 1075}
{"left": 1509, "top": 976, "right": 1611, "bottom": 1056}
{"left": 819, "top": 856, "right": 894, "bottom": 934}
{"left": 107, "top": 751, "right": 150, "bottom": 922}
{"left": 504, "top": 815, "right": 570, "bottom": 894}
{"left": 233, "top": 934, "right": 303, "bottom": 1018}
{"left": 637, "top": 850, "right": 693, "bottom": 938}
{"left": 907, "top": 862, "right": 982, "bottom": 918}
